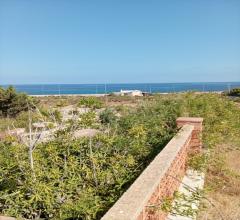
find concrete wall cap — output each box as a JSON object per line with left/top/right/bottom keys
{"left": 176, "top": 117, "right": 203, "bottom": 123}
{"left": 0, "top": 216, "right": 16, "bottom": 220}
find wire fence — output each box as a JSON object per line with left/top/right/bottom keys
{"left": 2, "top": 82, "right": 240, "bottom": 95}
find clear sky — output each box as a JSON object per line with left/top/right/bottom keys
{"left": 0, "top": 0, "right": 240, "bottom": 84}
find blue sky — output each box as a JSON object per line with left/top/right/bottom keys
{"left": 0, "top": 0, "right": 240, "bottom": 84}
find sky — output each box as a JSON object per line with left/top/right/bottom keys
{"left": 0, "top": 0, "right": 240, "bottom": 84}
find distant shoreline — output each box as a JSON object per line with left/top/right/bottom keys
{"left": 2, "top": 82, "right": 239, "bottom": 96}
{"left": 30, "top": 91, "right": 223, "bottom": 97}
{"left": 31, "top": 94, "right": 107, "bottom": 97}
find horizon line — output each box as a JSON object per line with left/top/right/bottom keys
{"left": 1, "top": 81, "right": 240, "bottom": 86}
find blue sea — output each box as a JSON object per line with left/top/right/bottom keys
{"left": 2, "top": 82, "right": 240, "bottom": 95}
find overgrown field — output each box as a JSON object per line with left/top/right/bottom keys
{"left": 0, "top": 90, "right": 240, "bottom": 219}
{"left": 169, "top": 93, "right": 240, "bottom": 219}
{"left": 0, "top": 92, "right": 180, "bottom": 219}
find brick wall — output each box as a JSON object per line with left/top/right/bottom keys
{"left": 101, "top": 117, "right": 203, "bottom": 220}
{"left": 176, "top": 117, "right": 203, "bottom": 153}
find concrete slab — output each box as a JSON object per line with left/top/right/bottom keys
{"left": 167, "top": 169, "right": 205, "bottom": 220}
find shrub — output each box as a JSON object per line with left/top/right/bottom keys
{"left": 0, "top": 97, "right": 180, "bottom": 219}
{"left": 0, "top": 86, "right": 36, "bottom": 117}
{"left": 0, "top": 110, "right": 40, "bottom": 131}
{"left": 227, "top": 87, "right": 240, "bottom": 96}
{"left": 79, "top": 111, "right": 97, "bottom": 128}
{"left": 78, "top": 97, "right": 103, "bottom": 109}
{"left": 56, "top": 99, "right": 67, "bottom": 107}
{"left": 52, "top": 109, "right": 62, "bottom": 123}
{"left": 99, "top": 109, "right": 117, "bottom": 125}
{"left": 187, "top": 153, "right": 208, "bottom": 172}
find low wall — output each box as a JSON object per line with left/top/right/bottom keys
{"left": 102, "top": 117, "right": 203, "bottom": 220}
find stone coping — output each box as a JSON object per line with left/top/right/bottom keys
{"left": 176, "top": 117, "right": 203, "bottom": 123}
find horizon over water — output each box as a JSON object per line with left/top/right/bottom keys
{"left": 1, "top": 82, "right": 240, "bottom": 95}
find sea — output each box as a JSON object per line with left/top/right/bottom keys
{"left": 1, "top": 82, "right": 240, "bottom": 95}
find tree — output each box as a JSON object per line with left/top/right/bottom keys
{"left": 228, "top": 87, "right": 240, "bottom": 96}
{"left": 0, "top": 86, "right": 36, "bottom": 117}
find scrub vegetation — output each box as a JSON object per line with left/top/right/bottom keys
{"left": 0, "top": 88, "right": 240, "bottom": 219}
{"left": 227, "top": 87, "right": 240, "bottom": 97}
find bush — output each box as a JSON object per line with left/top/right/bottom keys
{"left": 0, "top": 97, "right": 180, "bottom": 219}
{"left": 52, "top": 109, "right": 62, "bottom": 123}
{"left": 227, "top": 87, "right": 240, "bottom": 96}
{"left": 0, "top": 86, "right": 36, "bottom": 117}
{"left": 0, "top": 111, "right": 41, "bottom": 131}
{"left": 99, "top": 109, "right": 117, "bottom": 125}
{"left": 78, "top": 97, "right": 103, "bottom": 109}
{"left": 79, "top": 111, "right": 97, "bottom": 128}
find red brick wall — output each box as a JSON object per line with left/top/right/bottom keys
{"left": 141, "top": 129, "right": 191, "bottom": 220}
{"left": 176, "top": 117, "right": 203, "bottom": 153}
{"left": 102, "top": 117, "right": 203, "bottom": 220}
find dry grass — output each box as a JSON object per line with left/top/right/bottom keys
{"left": 198, "top": 144, "right": 240, "bottom": 220}
{"left": 197, "top": 98, "right": 240, "bottom": 220}
{"left": 36, "top": 95, "right": 150, "bottom": 108}
{"left": 199, "top": 192, "right": 240, "bottom": 220}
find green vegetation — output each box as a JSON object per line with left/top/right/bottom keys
{"left": 149, "top": 93, "right": 240, "bottom": 219}
{"left": 178, "top": 93, "right": 240, "bottom": 148}
{"left": 227, "top": 87, "right": 240, "bottom": 97}
{"left": 0, "top": 96, "right": 180, "bottom": 219}
{"left": 178, "top": 93, "right": 240, "bottom": 219}
{"left": 0, "top": 86, "right": 39, "bottom": 131}
{"left": 159, "top": 189, "right": 204, "bottom": 218}
{"left": 0, "top": 86, "right": 36, "bottom": 118}
{"left": 99, "top": 109, "right": 117, "bottom": 125}
{"left": 78, "top": 97, "right": 103, "bottom": 109}
{"left": 0, "top": 91, "right": 240, "bottom": 219}
{"left": 79, "top": 111, "right": 98, "bottom": 128}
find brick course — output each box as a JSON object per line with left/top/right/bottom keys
{"left": 101, "top": 117, "right": 203, "bottom": 220}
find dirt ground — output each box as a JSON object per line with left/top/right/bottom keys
{"left": 36, "top": 95, "right": 145, "bottom": 108}
{"left": 197, "top": 145, "right": 240, "bottom": 220}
